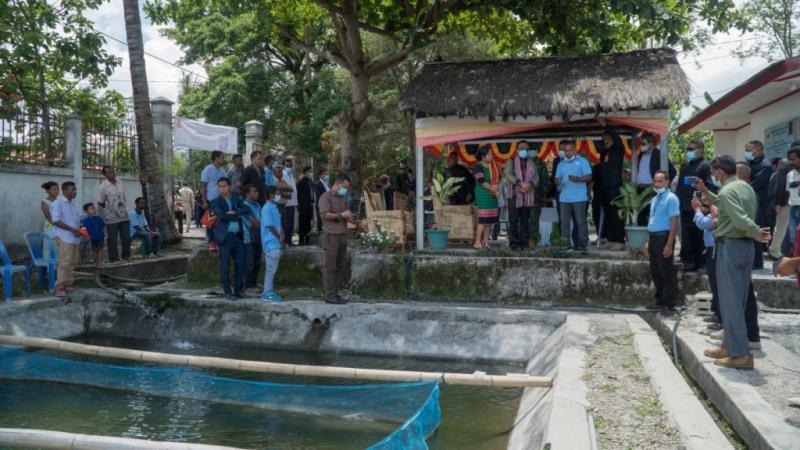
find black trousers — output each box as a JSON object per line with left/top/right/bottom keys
{"left": 244, "top": 242, "right": 261, "bottom": 288}
{"left": 680, "top": 210, "right": 705, "bottom": 267}
{"left": 508, "top": 204, "right": 531, "bottom": 249}
{"left": 648, "top": 232, "right": 678, "bottom": 307}
{"left": 282, "top": 205, "right": 295, "bottom": 246}
{"left": 600, "top": 187, "right": 625, "bottom": 243}
{"left": 219, "top": 233, "right": 245, "bottom": 295}
{"left": 106, "top": 220, "right": 131, "bottom": 261}
{"left": 298, "top": 203, "right": 314, "bottom": 244}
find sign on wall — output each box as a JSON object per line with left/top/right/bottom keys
{"left": 764, "top": 117, "right": 800, "bottom": 160}
{"left": 174, "top": 117, "right": 238, "bottom": 154}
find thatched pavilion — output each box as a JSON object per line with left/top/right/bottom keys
{"left": 399, "top": 47, "right": 691, "bottom": 249}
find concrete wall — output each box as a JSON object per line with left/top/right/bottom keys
{"left": 0, "top": 165, "right": 142, "bottom": 254}
{"left": 714, "top": 94, "right": 799, "bottom": 159}
{"left": 713, "top": 127, "right": 750, "bottom": 158}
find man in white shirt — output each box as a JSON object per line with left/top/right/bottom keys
{"left": 178, "top": 183, "right": 195, "bottom": 233}
{"left": 50, "top": 181, "right": 82, "bottom": 296}
{"left": 283, "top": 158, "right": 298, "bottom": 247}
{"left": 785, "top": 148, "right": 800, "bottom": 248}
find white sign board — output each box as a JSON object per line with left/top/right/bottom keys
{"left": 174, "top": 116, "right": 238, "bottom": 154}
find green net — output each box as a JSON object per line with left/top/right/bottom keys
{"left": 0, "top": 346, "right": 441, "bottom": 449}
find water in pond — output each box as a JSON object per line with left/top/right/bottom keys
{"left": 0, "top": 335, "right": 524, "bottom": 449}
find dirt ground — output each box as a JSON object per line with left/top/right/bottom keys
{"left": 583, "top": 315, "right": 685, "bottom": 450}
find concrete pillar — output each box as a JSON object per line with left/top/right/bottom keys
{"left": 245, "top": 120, "right": 263, "bottom": 165}
{"left": 415, "top": 146, "right": 424, "bottom": 250}
{"left": 151, "top": 97, "right": 174, "bottom": 206}
{"left": 65, "top": 115, "right": 83, "bottom": 204}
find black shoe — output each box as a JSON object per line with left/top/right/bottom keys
{"left": 325, "top": 295, "right": 348, "bottom": 305}
{"left": 225, "top": 294, "right": 236, "bottom": 300}
{"left": 707, "top": 322, "right": 723, "bottom": 331}
{"left": 234, "top": 292, "right": 245, "bottom": 299}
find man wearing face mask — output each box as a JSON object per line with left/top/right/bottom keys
{"left": 643, "top": 171, "right": 681, "bottom": 310}
{"left": 636, "top": 133, "right": 676, "bottom": 225}
{"left": 696, "top": 155, "right": 770, "bottom": 370}
{"left": 318, "top": 173, "right": 353, "bottom": 305}
{"left": 554, "top": 141, "right": 592, "bottom": 252}
{"left": 504, "top": 141, "right": 539, "bottom": 250}
{"left": 282, "top": 159, "right": 297, "bottom": 247}
{"left": 676, "top": 140, "right": 714, "bottom": 271}
{"left": 745, "top": 140, "right": 771, "bottom": 270}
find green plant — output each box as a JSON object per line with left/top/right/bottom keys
{"left": 359, "top": 220, "right": 399, "bottom": 252}
{"left": 425, "top": 172, "right": 464, "bottom": 205}
{"left": 611, "top": 182, "right": 654, "bottom": 226}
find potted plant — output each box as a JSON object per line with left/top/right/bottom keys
{"left": 423, "top": 173, "right": 464, "bottom": 251}
{"left": 611, "top": 182, "right": 654, "bottom": 251}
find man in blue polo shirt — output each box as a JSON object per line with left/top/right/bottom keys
{"left": 644, "top": 170, "right": 681, "bottom": 310}
{"left": 554, "top": 140, "right": 592, "bottom": 252}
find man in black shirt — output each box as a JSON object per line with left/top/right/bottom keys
{"left": 296, "top": 166, "right": 316, "bottom": 245}
{"left": 746, "top": 140, "right": 772, "bottom": 269}
{"left": 443, "top": 152, "right": 475, "bottom": 205}
{"left": 596, "top": 119, "right": 625, "bottom": 245}
{"left": 676, "top": 140, "right": 714, "bottom": 271}
{"left": 239, "top": 150, "right": 267, "bottom": 204}
{"left": 394, "top": 164, "right": 414, "bottom": 195}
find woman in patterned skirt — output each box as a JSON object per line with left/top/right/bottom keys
{"left": 472, "top": 145, "right": 500, "bottom": 249}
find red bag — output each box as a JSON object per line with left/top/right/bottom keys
{"left": 200, "top": 209, "right": 217, "bottom": 229}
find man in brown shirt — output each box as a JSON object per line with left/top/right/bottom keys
{"left": 318, "top": 173, "right": 352, "bottom": 304}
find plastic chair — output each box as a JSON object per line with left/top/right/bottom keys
{"left": 0, "top": 240, "right": 31, "bottom": 302}
{"left": 24, "top": 231, "right": 57, "bottom": 292}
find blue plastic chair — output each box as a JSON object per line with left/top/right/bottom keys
{"left": 24, "top": 231, "right": 57, "bottom": 292}
{"left": 0, "top": 240, "right": 31, "bottom": 302}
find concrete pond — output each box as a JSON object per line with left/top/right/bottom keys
{"left": 0, "top": 245, "right": 797, "bottom": 449}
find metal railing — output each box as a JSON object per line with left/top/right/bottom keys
{"left": 0, "top": 109, "right": 67, "bottom": 166}
{"left": 82, "top": 117, "right": 138, "bottom": 174}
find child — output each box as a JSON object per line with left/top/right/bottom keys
{"left": 260, "top": 186, "right": 284, "bottom": 302}
{"left": 82, "top": 203, "right": 106, "bottom": 267}
{"left": 692, "top": 195, "right": 719, "bottom": 327}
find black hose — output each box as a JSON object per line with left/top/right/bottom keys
{"left": 95, "top": 271, "right": 186, "bottom": 285}
{"left": 761, "top": 307, "right": 800, "bottom": 315}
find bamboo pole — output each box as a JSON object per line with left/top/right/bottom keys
{"left": 0, "top": 335, "right": 553, "bottom": 388}
{"left": 0, "top": 428, "right": 242, "bottom": 450}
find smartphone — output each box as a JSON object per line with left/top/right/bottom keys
{"left": 683, "top": 176, "right": 696, "bottom": 186}
{"left": 694, "top": 191, "right": 703, "bottom": 201}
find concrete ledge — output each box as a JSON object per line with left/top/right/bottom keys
{"left": 649, "top": 315, "right": 799, "bottom": 450}
{"left": 0, "top": 427, "right": 242, "bottom": 449}
{"left": 625, "top": 315, "right": 732, "bottom": 450}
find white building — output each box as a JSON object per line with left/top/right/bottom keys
{"left": 680, "top": 56, "right": 800, "bottom": 160}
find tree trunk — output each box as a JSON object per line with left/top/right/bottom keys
{"left": 121, "top": 0, "right": 180, "bottom": 244}
{"left": 339, "top": 72, "right": 372, "bottom": 190}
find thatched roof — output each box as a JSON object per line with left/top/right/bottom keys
{"left": 399, "top": 48, "right": 689, "bottom": 120}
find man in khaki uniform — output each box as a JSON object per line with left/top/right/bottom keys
{"left": 317, "top": 173, "right": 352, "bottom": 305}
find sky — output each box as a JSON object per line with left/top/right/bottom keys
{"left": 84, "top": 0, "right": 774, "bottom": 123}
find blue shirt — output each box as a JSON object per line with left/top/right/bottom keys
{"left": 260, "top": 202, "right": 282, "bottom": 251}
{"left": 128, "top": 209, "right": 149, "bottom": 237}
{"left": 693, "top": 212, "right": 716, "bottom": 248}
{"left": 648, "top": 191, "right": 680, "bottom": 233}
{"left": 242, "top": 199, "right": 260, "bottom": 244}
{"left": 265, "top": 171, "right": 275, "bottom": 187}
{"left": 223, "top": 196, "right": 240, "bottom": 234}
{"left": 83, "top": 215, "right": 105, "bottom": 241}
{"left": 201, "top": 164, "right": 227, "bottom": 201}
{"left": 555, "top": 156, "right": 591, "bottom": 203}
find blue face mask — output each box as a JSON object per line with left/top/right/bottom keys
{"left": 559, "top": 150, "right": 566, "bottom": 159}
{"left": 518, "top": 150, "right": 529, "bottom": 159}
{"left": 711, "top": 176, "right": 722, "bottom": 187}
{"left": 654, "top": 187, "right": 667, "bottom": 195}
{"left": 273, "top": 194, "right": 281, "bottom": 202}
{"left": 744, "top": 151, "right": 754, "bottom": 161}
{"left": 337, "top": 187, "right": 348, "bottom": 197}
{"left": 285, "top": 167, "right": 293, "bottom": 175}
{"left": 686, "top": 151, "right": 696, "bottom": 162}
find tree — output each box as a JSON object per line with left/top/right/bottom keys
{"left": 122, "top": 0, "right": 179, "bottom": 243}
{"left": 669, "top": 104, "right": 715, "bottom": 166}
{"left": 0, "top": 0, "right": 120, "bottom": 159}
{"left": 736, "top": 0, "right": 799, "bottom": 60}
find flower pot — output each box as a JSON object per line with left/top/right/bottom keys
{"left": 624, "top": 226, "right": 649, "bottom": 251}
{"left": 425, "top": 229, "right": 450, "bottom": 251}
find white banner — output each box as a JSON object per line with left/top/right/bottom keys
{"left": 174, "top": 116, "right": 238, "bottom": 154}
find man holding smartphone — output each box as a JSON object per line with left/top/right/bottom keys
{"left": 676, "top": 141, "right": 714, "bottom": 271}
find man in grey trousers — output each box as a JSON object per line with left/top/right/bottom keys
{"left": 696, "top": 155, "right": 770, "bottom": 370}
